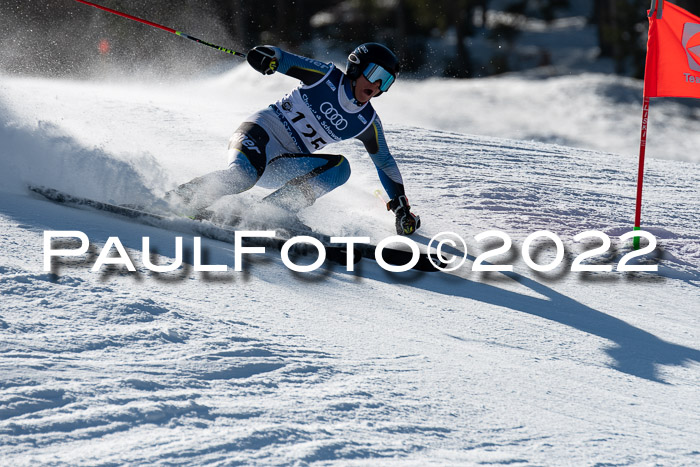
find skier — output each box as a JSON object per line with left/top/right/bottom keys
{"left": 169, "top": 42, "right": 420, "bottom": 235}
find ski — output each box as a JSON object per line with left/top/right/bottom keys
{"left": 28, "top": 185, "right": 442, "bottom": 272}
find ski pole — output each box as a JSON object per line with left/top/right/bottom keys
{"left": 72, "top": 0, "right": 246, "bottom": 59}
{"left": 374, "top": 189, "right": 389, "bottom": 209}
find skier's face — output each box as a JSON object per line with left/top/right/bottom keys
{"left": 354, "top": 75, "right": 381, "bottom": 103}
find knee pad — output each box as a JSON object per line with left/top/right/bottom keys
{"left": 227, "top": 122, "right": 269, "bottom": 177}
{"left": 312, "top": 154, "right": 351, "bottom": 196}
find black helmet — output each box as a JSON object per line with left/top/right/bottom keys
{"left": 346, "top": 43, "right": 400, "bottom": 92}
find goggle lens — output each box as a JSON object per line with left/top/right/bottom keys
{"left": 363, "top": 63, "right": 395, "bottom": 92}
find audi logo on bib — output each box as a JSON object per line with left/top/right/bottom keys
{"left": 320, "top": 102, "right": 348, "bottom": 130}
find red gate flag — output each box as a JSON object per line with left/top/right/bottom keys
{"left": 644, "top": 1, "right": 700, "bottom": 98}
{"left": 634, "top": 1, "right": 700, "bottom": 249}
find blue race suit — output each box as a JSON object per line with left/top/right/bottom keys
{"left": 181, "top": 47, "right": 407, "bottom": 211}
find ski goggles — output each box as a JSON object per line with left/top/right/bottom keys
{"left": 363, "top": 63, "right": 396, "bottom": 92}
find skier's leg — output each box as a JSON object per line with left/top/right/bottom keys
{"left": 168, "top": 122, "right": 268, "bottom": 210}
{"left": 260, "top": 153, "right": 351, "bottom": 211}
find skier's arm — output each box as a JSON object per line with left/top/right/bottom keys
{"left": 356, "top": 118, "right": 420, "bottom": 235}
{"left": 357, "top": 117, "right": 405, "bottom": 199}
{"left": 246, "top": 45, "right": 330, "bottom": 85}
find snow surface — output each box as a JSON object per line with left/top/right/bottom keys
{"left": 1, "top": 64, "right": 699, "bottom": 465}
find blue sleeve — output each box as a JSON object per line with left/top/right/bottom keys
{"left": 356, "top": 116, "right": 406, "bottom": 200}
{"left": 273, "top": 48, "right": 332, "bottom": 85}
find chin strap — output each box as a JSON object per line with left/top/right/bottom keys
{"left": 350, "top": 80, "right": 363, "bottom": 106}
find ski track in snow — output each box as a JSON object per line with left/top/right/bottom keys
{"left": 1, "top": 69, "right": 699, "bottom": 465}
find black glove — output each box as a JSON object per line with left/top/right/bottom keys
{"left": 246, "top": 45, "right": 280, "bottom": 75}
{"left": 387, "top": 195, "right": 421, "bottom": 235}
